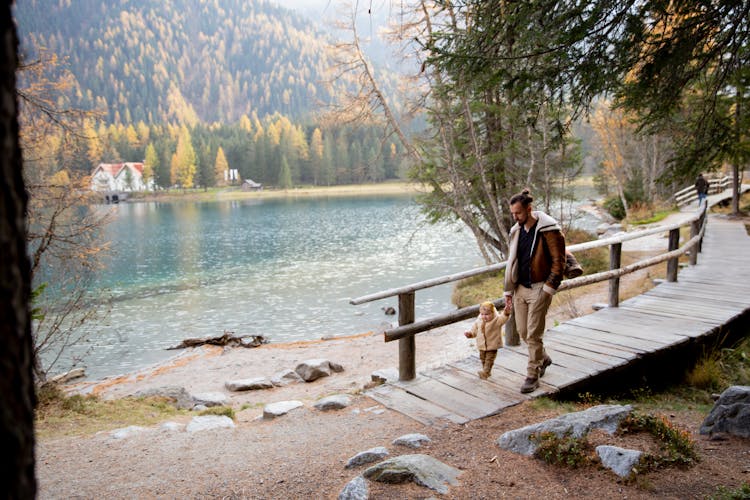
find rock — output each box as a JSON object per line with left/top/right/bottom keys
{"left": 371, "top": 368, "right": 399, "bottom": 384}
{"left": 191, "top": 392, "right": 230, "bottom": 407}
{"left": 393, "top": 433, "right": 431, "bottom": 449}
{"left": 295, "top": 359, "right": 344, "bottom": 382}
{"left": 338, "top": 475, "right": 369, "bottom": 500}
{"left": 48, "top": 367, "right": 86, "bottom": 384}
{"left": 363, "top": 454, "right": 462, "bottom": 494}
{"left": 134, "top": 386, "right": 194, "bottom": 409}
{"left": 224, "top": 377, "right": 274, "bottom": 392}
{"left": 110, "top": 425, "right": 146, "bottom": 440}
{"left": 700, "top": 385, "right": 750, "bottom": 438}
{"left": 345, "top": 447, "right": 389, "bottom": 468}
{"left": 263, "top": 400, "right": 304, "bottom": 419}
{"left": 382, "top": 306, "right": 396, "bottom": 315}
{"left": 497, "top": 404, "right": 633, "bottom": 456}
{"left": 186, "top": 415, "right": 235, "bottom": 433}
{"left": 160, "top": 422, "right": 183, "bottom": 432}
{"left": 192, "top": 404, "right": 208, "bottom": 411}
{"left": 314, "top": 394, "right": 352, "bottom": 411}
{"left": 596, "top": 445, "right": 643, "bottom": 477}
{"left": 270, "top": 369, "right": 303, "bottom": 387}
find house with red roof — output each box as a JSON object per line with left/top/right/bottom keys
{"left": 90, "top": 162, "right": 150, "bottom": 192}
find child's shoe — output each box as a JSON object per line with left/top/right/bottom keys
{"left": 477, "top": 370, "right": 488, "bottom": 380}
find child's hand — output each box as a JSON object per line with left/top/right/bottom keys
{"left": 464, "top": 331, "right": 471, "bottom": 338}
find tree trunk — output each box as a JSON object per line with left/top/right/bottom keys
{"left": 0, "top": 1, "right": 37, "bottom": 496}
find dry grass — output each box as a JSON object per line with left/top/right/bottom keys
{"left": 36, "top": 385, "right": 186, "bottom": 439}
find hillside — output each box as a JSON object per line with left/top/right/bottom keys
{"left": 13, "top": 0, "right": 348, "bottom": 124}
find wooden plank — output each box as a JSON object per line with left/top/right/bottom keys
{"left": 503, "top": 344, "right": 604, "bottom": 376}
{"left": 421, "top": 366, "right": 521, "bottom": 410}
{"left": 365, "top": 384, "right": 468, "bottom": 426}
{"left": 619, "top": 296, "right": 743, "bottom": 322}
{"left": 395, "top": 377, "right": 502, "bottom": 420}
{"left": 564, "top": 316, "right": 684, "bottom": 347}
{"left": 543, "top": 335, "right": 630, "bottom": 367}
{"left": 628, "top": 293, "right": 743, "bottom": 315}
{"left": 544, "top": 331, "right": 638, "bottom": 361}
{"left": 652, "top": 282, "right": 750, "bottom": 302}
{"left": 576, "top": 307, "right": 717, "bottom": 339}
{"left": 448, "top": 357, "right": 556, "bottom": 396}
{"left": 552, "top": 323, "right": 661, "bottom": 353}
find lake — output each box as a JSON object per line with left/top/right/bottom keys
{"left": 60, "top": 194, "right": 489, "bottom": 380}
{"left": 53, "top": 191, "right": 603, "bottom": 380}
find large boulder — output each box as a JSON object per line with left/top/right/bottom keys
{"left": 392, "top": 433, "right": 431, "bottom": 449}
{"left": 270, "top": 369, "right": 303, "bottom": 387}
{"left": 191, "top": 392, "right": 230, "bottom": 407}
{"left": 134, "top": 386, "right": 194, "bottom": 409}
{"left": 363, "top": 454, "right": 462, "bottom": 494}
{"left": 295, "top": 359, "right": 344, "bottom": 382}
{"left": 338, "top": 476, "right": 368, "bottom": 500}
{"left": 186, "top": 415, "right": 235, "bottom": 433}
{"left": 700, "top": 385, "right": 750, "bottom": 438}
{"left": 345, "top": 447, "right": 389, "bottom": 468}
{"left": 263, "top": 400, "right": 304, "bottom": 419}
{"left": 314, "top": 394, "right": 352, "bottom": 411}
{"left": 596, "top": 445, "right": 643, "bottom": 478}
{"left": 497, "top": 404, "right": 633, "bottom": 456}
{"left": 224, "top": 377, "right": 274, "bottom": 392}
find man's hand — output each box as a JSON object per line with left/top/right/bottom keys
{"left": 503, "top": 297, "right": 513, "bottom": 315}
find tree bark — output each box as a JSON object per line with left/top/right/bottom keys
{"left": 0, "top": 1, "right": 37, "bottom": 496}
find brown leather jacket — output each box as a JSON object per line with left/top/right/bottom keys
{"left": 503, "top": 211, "right": 566, "bottom": 296}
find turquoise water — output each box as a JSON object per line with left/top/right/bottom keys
{"left": 66, "top": 195, "right": 487, "bottom": 380}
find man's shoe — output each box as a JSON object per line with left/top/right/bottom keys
{"left": 540, "top": 356, "right": 552, "bottom": 378}
{"left": 520, "top": 377, "right": 539, "bottom": 394}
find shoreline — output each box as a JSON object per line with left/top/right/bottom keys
{"left": 125, "top": 181, "right": 426, "bottom": 204}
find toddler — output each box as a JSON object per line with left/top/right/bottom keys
{"left": 464, "top": 301, "right": 510, "bottom": 379}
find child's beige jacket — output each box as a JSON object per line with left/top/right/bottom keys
{"left": 466, "top": 311, "right": 510, "bottom": 351}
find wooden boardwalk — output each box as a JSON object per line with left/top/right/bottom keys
{"left": 366, "top": 214, "right": 750, "bottom": 426}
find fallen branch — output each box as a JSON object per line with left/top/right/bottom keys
{"left": 166, "top": 331, "right": 268, "bottom": 350}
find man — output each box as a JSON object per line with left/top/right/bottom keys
{"left": 503, "top": 189, "right": 566, "bottom": 393}
{"left": 695, "top": 174, "right": 709, "bottom": 205}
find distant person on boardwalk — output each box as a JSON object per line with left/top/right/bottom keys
{"left": 503, "top": 189, "right": 566, "bottom": 393}
{"left": 464, "top": 301, "right": 510, "bottom": 379}
{"left": 695, "top": 173, "right": 709, "bottom": 205}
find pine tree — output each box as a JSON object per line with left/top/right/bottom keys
{"left": 143, "top": 142, "right": 158, "bottom": 189}
{"left": 214, "top": 146, "right": 229, "bottom": 186}
{"left": 278, "top": 154, "right": 292, "bottom": 189}
{"left": 173, "top": 126, "right": 196, "bottom": 188}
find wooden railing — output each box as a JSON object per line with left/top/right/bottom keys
{"left": 674, "top": 175, "right": 731, "bottom": 207}
{"left": 351, "top": 202, "right": 709, "bottom": 381}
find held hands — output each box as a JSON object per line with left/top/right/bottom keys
{"left": 464, "top": 331, "right": 472, "bottom": 338}
{"left": 503, "top": 298, "right": 513, "bottom": 315}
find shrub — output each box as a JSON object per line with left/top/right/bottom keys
{"left": 531, "top": 431, "right": 593, "bottom": 468}
{"left": 619, "top": 412, "right": 698, "bottom": 468}
{"left": 604, "top": 196, "right": 626, "bottom": 220}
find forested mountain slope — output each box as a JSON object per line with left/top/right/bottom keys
{"left": 14, "top": 0, "right": 346, "bottom": 124}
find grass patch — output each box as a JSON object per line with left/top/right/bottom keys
{"left": 36, "top": 385, "right": 186, "bottom": 439}
{"left": 628, "top": 208, "right": 676, "bottom": 226}
{"left": 452, "top": 271, "right": 504, "bottom": 309}
{"left": 708, "top": 483, "right": 750, "bottom": 500}
{"left": 198, "top": 405, "right": 235, "bottom": 420}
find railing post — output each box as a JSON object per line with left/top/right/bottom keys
{"left": 689, "top": 219, "right": 699, "bottom": 266}
{"left": 609, "top": 243, "right": 622, "bottom": 307}
{"left": 666, "top": 228, "right": 680, "bottom": 282}
{"left": 397, "top": 292, "right": 416, "bottom": 381}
